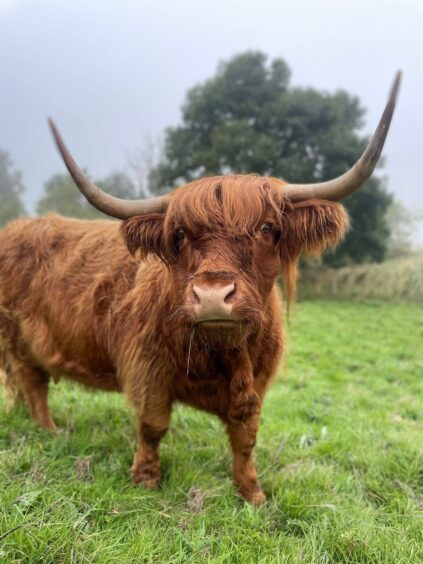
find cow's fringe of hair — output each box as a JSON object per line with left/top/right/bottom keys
{"left": 164, "top": 175, "right": 287, "bottom": 235}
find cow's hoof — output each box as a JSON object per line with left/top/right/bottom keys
{"left": 140, "top": 476, "right": 161, "bottom": 489}
{"left": 249, "top": 488, "right": 266, "bottom": 506}
{"left": 131, "top": 464, "right": 161, "bottom": 489}
{"left": 242, "top": 486, "right": 266, "bottom": 506}
{"left": 40, "top": 420, "right": 58, "bottom": 433}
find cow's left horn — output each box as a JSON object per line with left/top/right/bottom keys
{"left": 48, "top": 118, "right": 169, "bottom": 218}
{"left": 282, "top": 71, "right": 402, "bottom": 202}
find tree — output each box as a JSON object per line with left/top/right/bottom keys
{"left": 37, "top": 173, "right": 93, "bottom": 219}
{"left": 155, "top": 51, "right": 392, "bottom": 265}
{"left": 97, "top": 172, "right": 137, "bottom": 200}
{"left": 0, "top": 149, "right": 26, "bottom": 227}
{"left": 37, "top": 171, "right": 136, "bottom": 219}
{"left": 127, "top": 133, "right": 164, "bottom": 197}
{"left": 385, "top": 200, "right": 423, "bottom": 259}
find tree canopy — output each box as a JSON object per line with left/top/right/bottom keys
{"left": 0, "top": 149, "right": 26, "bottom": 227}
{"left": 155, "top": 52, "right": 392, "bottom": 266}
{"left": 36, "top": 171, "right": 137, "bottom": 220}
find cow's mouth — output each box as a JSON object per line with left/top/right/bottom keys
{"left": 193, "top": 319, "right": 249, "bottom": 346}
{"left": 196, "top": 319, "right": 243, "bottom": 329}
{"left": 194, "top": 319, "right": 247, "bottom": 335}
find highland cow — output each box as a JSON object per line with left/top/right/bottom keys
{"left": 0, "top": 73, "right": 400, "bottom": 503}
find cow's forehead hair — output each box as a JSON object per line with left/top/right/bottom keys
{"left": 164, "top": 175, "right": 288, "bottom": 235}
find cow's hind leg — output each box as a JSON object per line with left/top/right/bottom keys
{"left": 0, "top": 315, "right": 24, "bottom": 409}
{"left": 0, "top": 310, "right": 55, "bottom": 429}
{"left": 0, "top": 366, "right": 24, "bottom": 409}
{"left": 9, "top": 359, "right": 56, "bottom": 431}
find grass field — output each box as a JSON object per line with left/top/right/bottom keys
{"left": 1, "top": 301, "right": 423, "bottom": 563}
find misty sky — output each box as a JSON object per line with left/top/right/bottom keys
{"left": 0, "top": 0, "right": 422, "bottom": 233}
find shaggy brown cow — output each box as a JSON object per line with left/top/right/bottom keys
{"left": 0, "top": 73, "right": 400, "bottom": 504}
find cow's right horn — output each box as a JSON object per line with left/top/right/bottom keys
{"left": 282, "top": 71, "right": 402, "bottom": 202}
{"left": 48, "top": 118, "right": 169, "bottom": 219}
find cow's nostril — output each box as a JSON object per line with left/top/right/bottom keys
{"left": 223, "top": 283, "right": 236, "bottom": 303}
{"left": 192, "top": 285, "right": 201, "bottom": 304}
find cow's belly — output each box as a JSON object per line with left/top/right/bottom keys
{"left": 18, "top": 316, "right": 121, "bottom": 392}
{"left": 51, "top": 362, "right": 122, "bottom": 392}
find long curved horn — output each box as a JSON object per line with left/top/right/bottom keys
{"left": 48, "top": 118, "right": 169, "bottom": 218}
{"left": 283, "top": 71, "right": 402, "bottom": 202}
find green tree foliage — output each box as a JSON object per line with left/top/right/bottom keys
{"left": 97, "top": 172, "right": 137, "bottom": 200}
{"left": 37, "top": 171, "right": 136, "bottom": 219}
{"left": 37, "top": 173, "right": 92, "bottom": 219}
{"left": 0, "top": 149, "right": 26, "bottom": 227}
{"left": 385, "top": 200, "right": 423, "bottom": 259}
{"left": 156, "top": 52, "right": 392, "bottom": 265}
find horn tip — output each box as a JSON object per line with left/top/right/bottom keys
{"left": 47, "top": 117, "right": 59, "bottom": 140}
{"left": 391, "top": 70, "right": 403, "bottom": 102}
{"left": 47, "top": 118, "right": 65, "bottom": 155}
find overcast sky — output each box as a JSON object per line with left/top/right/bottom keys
{"left": 0, "top": 0, "right": 422, "bottom": 235}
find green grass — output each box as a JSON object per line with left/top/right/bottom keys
{"left": 1, "top": 301, "right": 423, "bottom": 563}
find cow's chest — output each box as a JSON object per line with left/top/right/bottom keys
{"left": 174, "top": 356, "right": 232, "bottom": 417}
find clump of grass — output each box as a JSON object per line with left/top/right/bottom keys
{"left": 300, "top": 254, "right": 423, "bottom": 301}
{"left": 1, "top": 301, "right": 423, "bottom": 562}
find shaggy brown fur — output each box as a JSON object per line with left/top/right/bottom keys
{"left": 0, "top": 174, "right": 347, "bottom": 504}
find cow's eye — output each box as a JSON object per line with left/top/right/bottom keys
{"left": 173, "top": 228, "right": 186, "bottom": 250}
{"left": 260, "top": 222, "right": 272, "bottom": 236}
{"left": 175, "top": 228, "right": 185, "bottom": 241}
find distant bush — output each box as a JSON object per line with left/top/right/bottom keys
{"left": 299, "top": 254, "right": 423, "bottom": 301}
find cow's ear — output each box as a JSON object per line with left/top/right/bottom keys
{"left": 121, "top": 213, "right": 166, "bottom": 261}
{"left": 278, "top": 200, "right": 349, "bottom": 303}
{"left": 280, "top": 200, "right": 349, "bottom": 259}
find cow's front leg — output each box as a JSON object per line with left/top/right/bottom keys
{"left": 131, "top": 396, "right": 172, "bottom": 489}
{"left": 226, "top": 412, "right": 265, "bottom": 505}
{"left": 225, "top": 349, "right": 265, "bottom": 505}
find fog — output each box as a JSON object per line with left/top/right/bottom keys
{"left": 0, "top": 0, "right": 421, "bottom": 238}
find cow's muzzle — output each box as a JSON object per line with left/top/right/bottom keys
{"left": 192, "top": 282, "right": 238, "bottom": 325}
